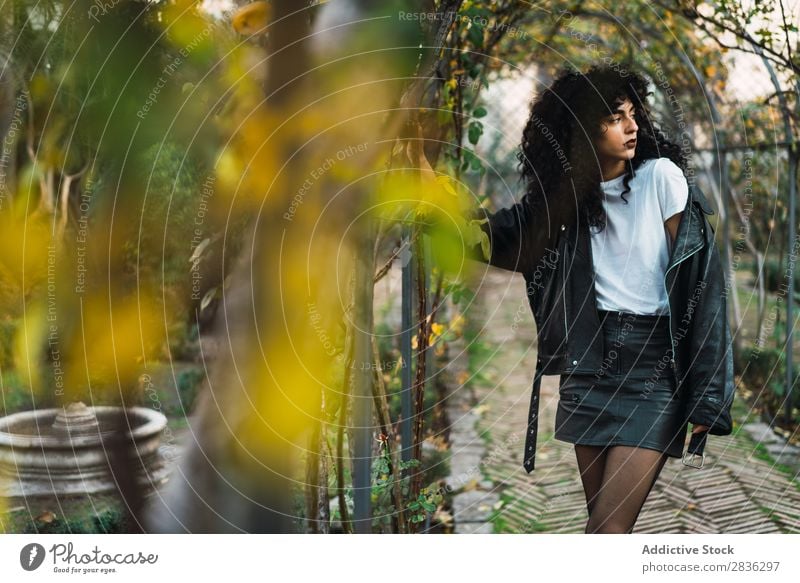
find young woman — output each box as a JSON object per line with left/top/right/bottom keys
{"left": 444, "top": 64, "right": 733, "bottom": 534}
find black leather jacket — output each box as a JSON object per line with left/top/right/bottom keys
{"left": 464, "top": 181, "right": 735, "bottom": 473}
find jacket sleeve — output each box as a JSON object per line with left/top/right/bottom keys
{"left": 425, "top": 194, "right": 559, "bottom": 273}
{"left": 683, "top": 216, "right": 735, "bottom": 435}
{"left": 460, "top": 201, "right": 537, "bottom": 273}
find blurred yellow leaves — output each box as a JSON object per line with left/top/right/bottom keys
{"left": 232, "top": 1, "right": 270, "bottom": 36}
{"left": 214, "top": 107, "right": 281, "bottom": 207}
{"left": 380, "top": 139, "right": 466, "bottom": 218}
{"left": 161, "top": 0, "right": 214, "bottom": 62}
{"left": 450, "top": 313, "right": 465, "bottom": 337}
{"left": 69, "top": 294, "right": 161, "bottom": 402}
{"left": 13, "top": 292, "right": 163, "bottom": 404}
{"left": 229, "top": 330, "right": 328, "bottom": 467}
{"left": 380, "top": 131, "right": 490, "bottom": 276}
{"left": 13, "top": 302, "right": 47, "bottom": 392}
{"left": 0, "top": 213, "right": 52, "bottom": 296}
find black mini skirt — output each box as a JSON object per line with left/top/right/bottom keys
{"left": 554, "top": 309, "right": 688, "bottom": 457}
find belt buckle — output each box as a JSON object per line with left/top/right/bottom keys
{"left": 681, "top": 451, "right": 705, "bottom": 469}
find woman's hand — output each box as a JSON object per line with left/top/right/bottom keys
{"left": 691, "top": 423, "right": 710, "bottom": 434}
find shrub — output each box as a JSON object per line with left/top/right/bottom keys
{"left": 176, "top": 367, "right": 205, "bottom": 413}
{"left": 751, "top": 257, "right": 800, "bottom": 294}
{"left": 740, "top": 343, "right": 799, "bottom": 423}
{"left": 0, "top": 370, "right": 35, "bottom": 415}
{"left": 0, "top": 320, "right": 14, "bottom": 372}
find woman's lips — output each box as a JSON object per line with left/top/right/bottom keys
{"left": 625, "top": 139, "right": 637, "bottom": 148}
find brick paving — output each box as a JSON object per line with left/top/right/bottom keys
{"left": 460, "top": 268, "right": 800, "bottom": 534}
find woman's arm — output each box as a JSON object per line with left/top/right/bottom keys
{"left": 665, "top": 212, "right": 681, "bottom": 244}
{"left": 426, "top": 200, "right": 535, "bottom": 274}
{"left": 468, "top": 202, "right": 535, "bottom": 273}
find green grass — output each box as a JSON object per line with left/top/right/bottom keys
{"left": 750, "top": 441, "right": 800, "bottom": 493}
{"left": 1, "top": 494, "right": 132, "bottom": 534}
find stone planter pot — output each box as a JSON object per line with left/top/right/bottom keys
{"left": 0, "top": 402, "right": 170, "bottom": 498}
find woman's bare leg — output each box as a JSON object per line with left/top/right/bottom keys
{"left": 584, "top": 445, "right": 668, "bottom": 534}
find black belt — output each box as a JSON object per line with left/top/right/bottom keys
{"left": 522, "top": 359, "right": 545, "bottom": 474}
{"left": 682, "top": 430, "right": 708, "bottom": 468}
{"left": 597, "top": 309, "right": 668, "bottom": 323}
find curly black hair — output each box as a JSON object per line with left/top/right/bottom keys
{"left": 516, "top": 63, "right": 687, "bottom": 234}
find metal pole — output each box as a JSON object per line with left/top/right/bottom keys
{"left": 424, "top": 232, "right": 434, "bottom": 392}
{"left": 400, "top": 224, "right": 414, "bottom": 462}
{"left": 352, "top": 215, "right": 375, "bottom": 533}
{"left": 423, "top": 232, "right": 433, "bottom": 533}
{"left": 786, "top": 147, "right": 797, "bottom": 427}
{"left": 718, "top": 128, "right": 731, "bottom": 328}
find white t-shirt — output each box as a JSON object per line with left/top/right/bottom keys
{"left": 589, "top": 157, "right": 689, "bottom": 316}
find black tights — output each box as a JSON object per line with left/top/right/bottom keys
{"left": 574, "top": 444, "right": 668, "bottom": 534}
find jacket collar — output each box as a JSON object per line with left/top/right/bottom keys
{"left": 667, "top": 183, "right": 712, "bottom": 270}
{"left": 690, "top": 182, "right": 715, "bottom": 216}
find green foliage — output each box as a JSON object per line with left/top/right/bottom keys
{"left": 369, "top": 439, "right": 444, "bottom": 531}
{"left": 175, "top": 366, "right": 205, "bottom": 413}
{"left": 443, "top": 279, "right": 476, "bottom": 307}
{"left": 458, "top": 148, "right": 485, "bottom": 175}
{"left": 168, "top": 321, "right": 200, "bottom": 362}
{"left": 144, "top": 365, "right": 205, "bottom": 417}
{"left": 0, "top": 320, "right": 15, "bottom": 372}
{"left": 370, "top": 443, "right": 416, "bottom": 531}
{"left": 740, "top": 343, "right": 799, "bottom": 422}
{"left": 750, "top": 257, "right": 800, "bottom": 295}
{"left": 21, "top": 508, "right": 132, "bottom": 534}
{"left": 0, "top": 370, "right": 34, "bottom": 415}
{"left": 406, "top": 486, "right": 443, "bottom": 525}
{"left": 741, "top": 343, "right": 782, "bottom": 393}
{"left": 467, "top": 120, "right": 484, "bottom": 145}
{"left": 132, "top": 142, "right": 209, "bottom": 292}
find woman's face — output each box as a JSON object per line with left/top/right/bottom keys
{"left": 593, "top": 97, "right": 639, "bottom": 163}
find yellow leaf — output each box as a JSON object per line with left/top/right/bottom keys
{"left": 436, "top": 175, "right": 458, "bottom": 197}
{"left": 232, "top": 1, "right": 271, "bottom": 35}
{"left": 451, "top": 314, "right": 465, "bottom": 336}
{"left": 434, "top": 509, "right": 453, "bottom": 525}
{"left": 14, "top": 303, "right": 47, "bottom": 390}
{"left": 162, "top": 1, "right": 214, "bottom": 59}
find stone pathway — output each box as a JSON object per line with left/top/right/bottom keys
{"left": 453, "top": 267, "right": 800, "bottom": 534}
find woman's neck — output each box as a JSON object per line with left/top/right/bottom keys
{"left": 600, "top": 159, "right": 628, "bottom": 182}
